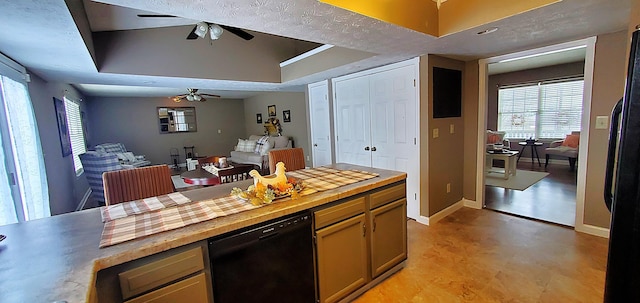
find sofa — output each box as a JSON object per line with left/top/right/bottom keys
{"left": 93, "top": 143, "right": 151, "bottom": 168}
{"left": 545, "top": 131, "right": 580, "bottom": 170}
{"left": 229, "top": 135, "right": 292, "bottom": 172}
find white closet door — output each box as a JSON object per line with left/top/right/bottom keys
{"left": 334, "top": 76, "right": 371, "bottom": 167}
{"left": 369, "top": 64, "right": 419, "bottom": 220}
{"left": 308, "top": 80, "right": 333, "bottom": 167}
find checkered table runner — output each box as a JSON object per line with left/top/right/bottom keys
{"left": 99, "top": 167, "right": 378, "bottom": 248}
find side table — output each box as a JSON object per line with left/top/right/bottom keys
{"left": 517, "top": 141, "right": 543, "bottom": 166}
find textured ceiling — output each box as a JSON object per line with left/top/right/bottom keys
{"left": 0, "top": 0, "right": 632, "bottom": 98}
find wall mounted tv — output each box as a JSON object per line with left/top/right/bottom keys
{"left": 433, "top": 67, "right": 462, "bottom": 118}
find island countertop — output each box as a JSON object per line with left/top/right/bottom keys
{"left": 0, "top": 164, "right": 406, "bottom": 303}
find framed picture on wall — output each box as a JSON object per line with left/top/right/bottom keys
{"left": 283, "top": 110, "right": 291, "bottom": 122}
{"left": 256, "top": 113, "right": 263, "bottom": 124}
{"left": 268, "top": 105, "right": 276, "bottom": 117}
{"left": 53, "top": 97, "right": 72, "bottom": 157}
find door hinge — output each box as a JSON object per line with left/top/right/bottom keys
{"left": 413, "top": 79, "right": 416, "bottom": 87}
{"left": 415, "top": 193, "right": 417, "bottom": 200}
{"left": 414, "top": 137, "right": 417, "bottom": 145}
{"left": 9, "top": 172, "right": 16, "bottom": 185}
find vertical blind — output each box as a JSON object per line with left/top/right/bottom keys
{"left": 64, "top": 97, "right": 86, "bottom": 175}
{"left": 498, "top": 79, "right": 584, "bottom": 139}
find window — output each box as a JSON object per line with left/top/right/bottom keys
{"left": 0, "top": 54, "right": 50, "bottom": 225}
{"left": 63, "top": 97, "right": 86, "bottom": 175}
{"left": 498, "top": 79, "right": 584, "bottom": 139}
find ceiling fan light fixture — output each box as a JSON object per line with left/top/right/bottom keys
{"left": 186, "top": 94, "right": 195, "bottom": 102}
{"left": 193, "top": 94, "right": 202, "bottom": 101}
{"left": 209, "top": 24, "right": 224, "bottom": 40}
{"left": 194, "top": 21, "right": 209, "bottom": 38}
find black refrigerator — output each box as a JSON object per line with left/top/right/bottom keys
{"left": 604, "top": 28, "right": 640, "bottom": 302}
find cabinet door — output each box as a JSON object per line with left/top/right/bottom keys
{"left": 124, "top": 272, "right": 209, "bottom": 303}
{"left": 370, "top": 198, "right": 407, "bottom": 278}
{"left": 316, "top": 213, "right": 368, "bottom": 303}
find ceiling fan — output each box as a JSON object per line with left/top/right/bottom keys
{"left": 137, "top": 14, "right": 254, "bottom": 41}
{"left": 171, "top": 88, "right": 220, "bottom": 103}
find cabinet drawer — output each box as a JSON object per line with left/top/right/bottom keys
{"left": 119, "top": 247, "right": 204, "bottom": 300}
{"left": 369, "top": 183, "right": 405, "bottom": 209}
{"left": 314, "top": 196, "right": 366, "bottom": 230}
{"left": 124, "top": 272, "right": 209, "bottom": 303}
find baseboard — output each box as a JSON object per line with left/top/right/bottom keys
{"left": 416, "top": 200, "right": 465, "bottom": 226}
{"left": 575, "top": 223, "right": 610, "bottom": 238}
{"left": 463, "top": 198, "right": 481, "bottom": 209}
{"left": 76, "top": 188, "right": 92, "bottom": 211}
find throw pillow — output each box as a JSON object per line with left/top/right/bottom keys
{"left": 236, "top": 139, "right": 257, "bottom": 152}
{"left": 254, "top": 135, "right": 270, "bottom": 154}
{"left": 562, "top": 134, "right": 580, "bottom": 148}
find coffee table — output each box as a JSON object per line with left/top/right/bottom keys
{"left": 486, "top": 150, "right": 519, "bottom": 180}
{"left": 181, "top": 163, "right": 256, "bottom": 186}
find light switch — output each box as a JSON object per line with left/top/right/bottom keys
{"left": 595, "top": 116, "right": 609, "bottom": 129}
{"left": 217, "top": 129, "right": 222, "bottom": 134}
{"left": 433, "top": 128, "right": 439, "bottom": 138}
{"left": 450, "top": 124, "right": 455, "bottom": 134}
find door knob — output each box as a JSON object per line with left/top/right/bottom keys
{"left": 364, "top": 146, "right": 370, "bottom": 151}
{"left": 313, "top": 144, "right": 318, "bottom": 147}
{"left": 371, "top": 147, "right": 377, "bottom": 151}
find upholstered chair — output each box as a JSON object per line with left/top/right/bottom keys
{"left": 102, "top": 164, "right": 175, "bottom": 205}
{"left": 268, "top": 148, "right": 306, "bottom": 174}
{"left": 545, "top": 131, "right": 580, "bottom": 170}
{"left": 79, "top": 151, "right": 124, "bottom": 206}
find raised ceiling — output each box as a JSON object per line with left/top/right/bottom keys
{"left": 0, "top": 0, "right": 631, "bottom": 99}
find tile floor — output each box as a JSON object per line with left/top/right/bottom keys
{"left": 354, "top": 208, "right": 608, "bottom": 303}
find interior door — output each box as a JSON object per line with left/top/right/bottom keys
{"left": 308, "top": 80, "right": 333, "bottom": 167}
{"left": 368, "top": 64, "right": 419, "bottom": 219}
{"left": 334, "top": 76, "right": 371, "bottom": 167}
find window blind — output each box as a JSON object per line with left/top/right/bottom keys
{"left": 64, "top": 97, "right": 86, "bottom": 175}
{"left": 498, "top": 79, "right": 583, "bottom": 139}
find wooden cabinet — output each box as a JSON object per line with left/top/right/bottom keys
{"left": 313, "top": 182, "right": 407, "bottom": 303}
{"left": 95, "top": 241, "right": 212, "bottom": 303}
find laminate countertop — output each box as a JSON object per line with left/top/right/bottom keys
{"left": 0, "top": 164, "right": 406, "bottom": 303}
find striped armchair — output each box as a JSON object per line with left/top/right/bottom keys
{"left": 79, "top": 151, "right": 124, "bottom": 205}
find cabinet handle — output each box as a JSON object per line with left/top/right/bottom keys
{"left": 371, "top": 147, "right": 377, "bottom": 151}
{"left": 362, "top": 223, "right": 366, "bottom": 237}
{"left": 364, "top": 146, "right": 370, "bottom": 151}
{"left": 373, "top": 218, "right": 376, "bottom": 232}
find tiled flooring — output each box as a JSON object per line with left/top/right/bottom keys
{"left": 354, "top": 208, "right": 609, "bottom": 303}
{"left": 485, "top": 162, "right": 577, "bottom": 226}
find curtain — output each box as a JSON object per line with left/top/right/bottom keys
{"left": 0, "top": 75, "right": 50, "bottom": 223}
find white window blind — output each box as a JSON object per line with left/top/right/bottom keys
{"left": 498, "top": 79, "right": 584, "bottom": 139}
{"left": 64, "top": 97, "right": 86, "bottom": 175}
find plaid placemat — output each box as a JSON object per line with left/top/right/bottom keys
{"left": 101, "top": 192, "right": 191, "bottom": 222}
{"left": 99, "top": 167, "right": 379, "bottom": 248}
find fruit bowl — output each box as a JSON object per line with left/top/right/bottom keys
{"left": 231, "top": 177, "right": 304, "bottom": 206}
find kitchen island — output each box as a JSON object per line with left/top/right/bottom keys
{"left": 0, "top": 164, "right": 406, "bottom": 303}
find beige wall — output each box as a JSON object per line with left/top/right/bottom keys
{"left": 425, "top": 55, "right": 465, "bottom": 216}
{"left": 243, "top": 92, "right": 311, "bottom": 166}
{"left": 87, "top": 97, "right": 246, "bottom": 165}
{"left": 583, "top": 31, "right": 628, "bottom": 228}
{"left": 463, "top": 60, "right": 479, "bottom": 201}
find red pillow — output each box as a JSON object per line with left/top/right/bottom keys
{"left": 562, "top": 134, "right": 580, "bottom": 148}
{"left": 487, "top": 134, "right": 501, "bottom": 144}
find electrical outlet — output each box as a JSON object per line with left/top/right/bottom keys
{"left": 217, "top": 129, "right": 222, "bottom": 134}
{"left": 450, "top": 124, "right": 455, "bottom": 134}
{"left": 446, "top": 183, "right": 451, "bottom": 193}
{"left": 433, "top": 128, "right": 439, "bottom": 138}
{"left": 306, "top": 155, "right": 310, "bottom": 161}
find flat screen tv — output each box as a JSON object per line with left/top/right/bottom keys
{"left": 433, "top": 67, "right": 462, "bottom": 118}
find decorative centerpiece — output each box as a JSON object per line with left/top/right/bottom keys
{"left": 230, "top": 162, "right": 304, "bottom": 206}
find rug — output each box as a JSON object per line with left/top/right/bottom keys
{"left": 485, "top": 170, "right": 549, "bottom": 191}
{"left": 171, "top": 175, "right": 196, "bottom": 189}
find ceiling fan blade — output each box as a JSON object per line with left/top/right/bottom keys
{"left": 186, "top": 25, "right": 199, "bottom": 40}
{"left": 201, "top": 94, "right": 221, "bottom": 98}
{"left": 200, "top": 97, "right": 207, "bottom": 102}
{"left": 137, "top": 14, "right": 178, "bottom": 18}
{"left": 219, "top": 25, "right": 254, "bottom": 41}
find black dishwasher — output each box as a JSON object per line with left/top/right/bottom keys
{"left": 208, "top": 211, "right": 315, "bottom": 303}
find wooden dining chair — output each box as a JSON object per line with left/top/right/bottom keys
{"left": 102, "top": 164, "right": 176, "bottom": 205}
{"left": 268, "top": 148, "right": 306, "bottom": 174}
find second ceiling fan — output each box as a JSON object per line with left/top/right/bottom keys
{"left": 172, "top": 88, "right": 220, "bottom": 103}
{"left": 137, "top": 14, "right": 254, "bottom": 41}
